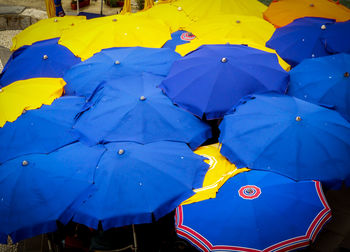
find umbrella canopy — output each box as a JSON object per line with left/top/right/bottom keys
{"left": 63, "top": 47, "right": 181, "bottom": 97}
{"left": 266, "top": 17, "right": 334, "bottom": 67}
{"left": 288, "top": 53, "right": 350, "bottom": 122}
{"left": 219, "top": 93, "right": 350, "bottom": 189}
{"left": 135, "top": 3, "right": 192, "bottom": 32}
{"left": 263, "top": 0, "right": 350, "bottom": 28}
{"left": 176, "top": 170, "right": 331, "bottom": 252}
{"left": 159, "top": 44, "right": 289, "bottom": 119}
{"left": 0, "top": 38, "right": 81, "bottom": 88}
{"left": 73, "top": 73, "right": 212, "bottom": 149}
{"left": 10, "top": 16, "right": 86, "bottom": 51}
{"left": 170, "top": 0, "right": 267, "bottom": 20}
{"left": 70, "top": 141, "right": 209, "bottom": 230}
{"left": 322, "top": 20, "right": 350, "bottom": 54}
{"left": 162, "top": 31, "right": 195, "bottom": 51}
{"left": 182, "top": 143, "right": 249, "bottom": 205}
{"left": 58, "top": 15, "right": 171, "bottom": 60}
{"left": 0, "top": 142, "right": 105, "bottom": 244}
{"left": 185, "top": 15, "right": 275, "bottom": 46}
{"left": 0, "top": 78, "right": 65, "bottom": 127}
{"left": 0, "top": 96, "right": 85, "bottom": 164}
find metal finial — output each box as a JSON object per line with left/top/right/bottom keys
{"left": 221, "top": 57, "right": 228, "bottom": 63}
{"left": 118, "top": 149, "right": 125, "bottom": 155}
{"left": 177, "top": 6, "right": 182, "bottom": 11}
{"left": 140, "top": 96, "right": 146, "bottom": 101}
{"left": 115, "top": 60, "right": 120, "bottom": 65}
{"left": 344, "top": 72, "right": 349, "bottom": 77}
{"left": 236, "top": 20, "right": 241, "bottom": 24}
{"left": 54, "top": 18, "right": 58, "bottom": 22}
{"left": 22, "top": 160, "right": 29, "bottom": 166}
{"left": 112, "top": 18, "right": 117, "bottom": 22}
{"left": 321, "top": 24, "right": 326, "bottom": 30}
{"left": 296, "top": 116, "right": 302, "bottom": 122}
{"left": 309, "top": 3, "right": 314, "bottom": 7}
{"left": 43, "top": 55, "right": 48, "bottom": 60}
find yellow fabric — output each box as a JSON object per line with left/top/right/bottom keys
{"left": 45, "top": 0, "right": 56, "bottom": 18}
{"left": 143, "top": 0, "right": 154, "bottom": 10}
{"left": 263, "top": 0, "right": 350, "bottom": 28}
{"left": 58, "top": 15, "right": 171, "bottom": 60}
{"left": 135, "top": 3, "right": 192, "bottom": 32}
{"left": 120, "top": 0, "right": 132, "bottom": 14}
{"left": 182, "top": 143, "right": 250, "bottom": 205}
{"left": 170, "top": 0, "right": 267, "bottom": 21}
{"left": 175, "top": 38, "right": 291, "bottom": 71}
{"left": 0, "top": 78, "right": 65, "bottom": 127}
{"left": 11, "top": 16, "right": 86, "bottom": 51}
{"left": 186, "top": 15, "right": 275, "bottom": 46}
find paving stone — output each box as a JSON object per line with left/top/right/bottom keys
{"left": 326, "top": 187, "right": 350, "bottom": 213}
{"left": 0, "top": 15, "right": 6, "bottom": 30}
{"left": 21, "top": 8, "right": 47, "bottom": 20}
{"left": 326, "top": 208, "right": 350, "bottom": 236}
{"left": 0, "top": 45, "right": 11, "bottom": 66}
{"left": 340, "top": 231, "right": 350, "bottom": 250}
{"left": 0, "top": 5, "right": 25, "bottom": 15}
{"left": 310, "top": 230, "right": 344, "bottom": 252}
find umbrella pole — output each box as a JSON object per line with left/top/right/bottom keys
{"left": 132, "top": 224, "right": 138, "bottom": 252}
{"left": 100, "top": 0, "right": 103, "bottom": 15}
{"left": 76, "top": 0, "right": 80, "bottom": 15}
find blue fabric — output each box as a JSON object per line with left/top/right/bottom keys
{"left": 219, "top": 93, "right": 350, "bottom": 189}
{"left": 0, "top": 38, "right": 80, "bottom": 88}
{"left": 0, "top": 142, "right": 105, "bottom": 244}
{"left": 0, "top": 96, "right": 86, "bottom": 164}
{"left": 176, "top": 170, "right": 331, "bottom": 251}
{"left": 159, "top": 44, "right": 289, "bottom": 120}
{"left": 288, "top": 53, "right": 350, "bottom": 122}
{"left": 73, "top": 73, "right": 212, "bottom": 149}
{"left": 78, "top": 12, "right": 105, "bottom": 19}
{"left": 322, "top": 20, "right": 350, "bottom": 54}
{"left": 162, "top": 31, "right": 192, "bottom": 51}
{"left": 70, "top": 141, "right": 209, "bottom": 230}
{"left": 54, "top": 0, "right": 65, "bottom": 16}
{"left": 63, "top": 47, "right": 181, "bottom": 97}
{"left": 266, "top": 17, "right": 335, "bottom": 67}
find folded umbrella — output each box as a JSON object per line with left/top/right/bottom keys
{"left": 63, "top": 47, "right": 181, "bottom": 97}
{"left": 73, "top": 73, "right": 212, "bottom": 149}
{"left": 266, "top": 17, "right": 334, "bottom": 67}
{"left": 10, "top": 16, "right": 86, "bottom": 51}
{"left": 219, "top": 93, "right": 350, "bottom": 189}
{"left": 0, "top": 142, "right": 105, "bottom": 244}
{"left": 0, "top": 78, "right": 65, "bottom": 127}
{"left": 70, "top": 141, "right": 209, "bottom": 230}
{"left": 0, "top": 96, "right": 85, "bottom": 164}
{"left": 288, "top": 53, "right": 350, "bottom": 122}
{"left": 58, "top": 15, "right": 171, "bottom": 60}
{"left": 176, "top": 170, "right": 331, "bottom": 252}
{"left": 1, "top": 38, "right": 81, "bottom": 88}
{"left": 159, "top": 44, "right": 289, "bottom": 119}
{"left": 263, "top": 0, "right": 350, "bottom": 28}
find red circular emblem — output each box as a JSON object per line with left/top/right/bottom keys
{"left": 238, "top": 185, "right": 261, "bottom": 200}
{"left": 180, "top": 32, "right": 196, "bottom": 41}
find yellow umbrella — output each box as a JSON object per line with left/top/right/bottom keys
{"left": 182, "top": 143, "right": 250, "bottom": 205}
{"left": 175, "top": 38, "right": 291, "bottom": 71}
{"left": 143, "top": 0, "right": 154, "bottom": 10}
{"left": 58, "top": 15, "right": 171, "bottom": 60}
{"left": 45, "top": 0, "right": 56, "bottom": 18}
{"left": 120, "top": 0, "right": 131, "bottom": 14}
{"left": 170, "top": 0, "right": 267, "bottom": 20}
{"left": 186, "top": 15, "right": 275, "bottom": 45}
{"left": 0, "top": 78, "right": 65, "bottom": 127}
{"left": 11, "top": 16, "right": 86, "bottom": 51}
{"left": 135, "top": 3, "right": 192, "bottom": 32}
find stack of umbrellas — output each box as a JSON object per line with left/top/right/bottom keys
{"left": 1, "top": 0, "right": 350, "bottom": 251}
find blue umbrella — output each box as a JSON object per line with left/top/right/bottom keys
{"left": 175, "top": 170, "right": 331, "bottom": 252}
{"left": 162, "top": 31, "right": 195, "bottom": 51}
{"left": 0, "top": 96, "right": 85, "bottom": 164}
{"left": 266, "top": 17, "right": 334, "bottom": 67}
{"left": 0, "top": 38, "right": 80, "bottom": 88}
{"left": 73, "top": 73, "right": 212, "bottom": 149}
{"left": 0, "top": 142, "right": 105, "bottom": 244}
{"left": 159, "top": 44, "right": 289, "bottom": 120}
{"left": 322, "top": 20, "right": 350, "bottom": 54}
{"left": 288, "top": 53, "right": 350, "bottom": 122}
{"left": 219, "top": 93, "right": 350, "bottom": 189}
{"left": 54, "top": 0, "right": 65, "bottom": 17}
{"left": 63, "top": 47, "right": 181, "bottom": 97}
{"left": 69, "top": 141, "right": 209, "bottom": 230}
